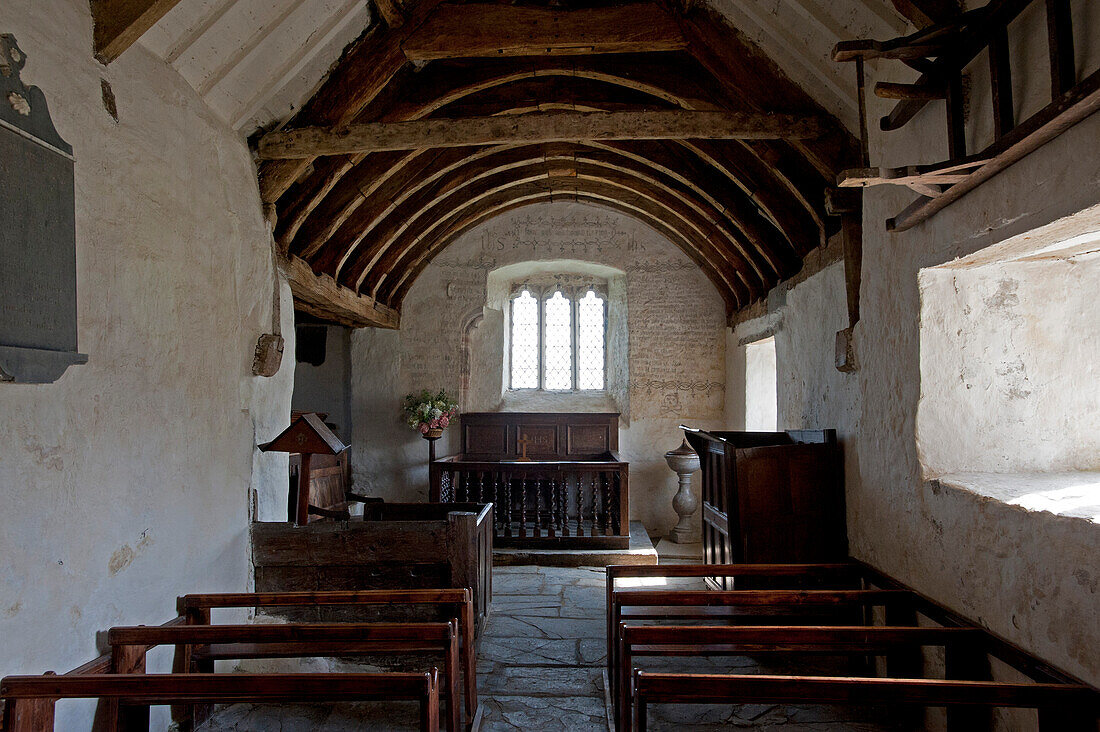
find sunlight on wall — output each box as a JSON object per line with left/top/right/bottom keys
{"left": 744, "top": 336, "right": 777, "bottom": 431}
{"left": 917, "top": 234, "right": 1099, "bottom": 476}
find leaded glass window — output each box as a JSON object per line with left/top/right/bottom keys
{"left": 510, "top": 290, "right": 539, "bottom": 388}
{"left": 577, "top": 289, "right": 606, "bottom": 390}
{"left": 543, "top": 291, "right": 573, "bottom": 390}
{"left": 508, "top": 281, "right": 607, "bottom": 392}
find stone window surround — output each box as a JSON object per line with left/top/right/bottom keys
{"left": 485, "top": 260, "right": 629, "bottom": 416}
{"left": 916, "top": 213, "right": 1100, "bottom": 526}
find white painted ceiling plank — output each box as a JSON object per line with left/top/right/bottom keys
{"left": 850, "top": 0, "right": 909, "bottom": 34}
{"left": 713, "top": 0, "right": 858, "bottom": 114}
{"left": 781, "top": 0, "right": 854, "bottom": 44}
{"left": 165, "top": 0, "right": 240, "bottom": 64}
{"left": 197, "top": 0, "right": 312, "bottom": 95}
{"left": 231, "top": 0, "right": 368, "bottom": 130}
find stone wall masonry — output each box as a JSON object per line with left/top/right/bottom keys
{"left": 350, "top": 202, "right": 727, "bottom": 533}
{"left": 0, "top": 3, "right": 294, "bottom": 728}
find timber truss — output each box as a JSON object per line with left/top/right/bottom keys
{"left": 91, "top": 0, "right": 863, "bottom": 328}
{"left": 834, "top": 0, "right": 1100, "bottom": 232}
{"left": 254, "top": 1, "right": 865, "bottom": 328}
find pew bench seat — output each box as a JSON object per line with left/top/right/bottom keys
{"left": 1, "top": 672, "right": 440, "bottom": 732}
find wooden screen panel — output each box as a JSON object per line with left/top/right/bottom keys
{"left": 457, "top": 412, "right": 619, "bottom": 460}
{"left": 515, "top": 423, "right": 558, "bottom": 456}
{"left": 464, "top": 424, "right": 508, "bottom": 455}
{"left": 566, "top": 424, "right": 611, "bottom": 456}
{"left": 735, "top": 443, "right": 845, "bottom": 563}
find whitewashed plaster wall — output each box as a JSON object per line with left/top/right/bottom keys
{"left": 918, "top": 256, "right": 1100, "bottom": 476}
{"left": 350, "top": 202, "right": 727, "bottom": 533}
{"left": 727, "top": 261, "right": 858, "bottom": 436}
{"left": 845, "top": 9, "right": 1100, "bottom": 690}
{"left": 0, "top": 2, "right": 293, "bottom": 727}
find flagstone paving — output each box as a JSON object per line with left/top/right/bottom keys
{"left": 200, "top": 565, "right": 902, "bottom": 731}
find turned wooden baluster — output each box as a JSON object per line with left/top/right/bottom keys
{"left": 563, "top": 473, "right": 572, "bottom": 537}
{"left": 580, "top": 471, "right": 589, "bottom": 534}
{"left": 534, "top": 478, "right": 542, "bottom": 538}
{"left": 610, "top": 472, "right": 620, "bottom": 535}
{"left": 594, "top": 472, "right": 603, "bottom": 537}
{"left": 493, "top": 472, "right": 502, "bottom": 535}
{"left": 561, "top": 474, "right": 571, "bottom": 537}
{"left": 519, "top": 476, "right": 528, "bottom": 538}
{"left": 505, "top": 475, "right": 513, "bottom": 538}
{"left": 548, "top": 477, "right": 557, "bottom": 538}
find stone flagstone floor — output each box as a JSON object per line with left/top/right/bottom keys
{"left": 199, "top": 565, "right": 902, "bottom": 731}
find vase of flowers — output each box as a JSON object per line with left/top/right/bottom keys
{"left": 403, "top": 389, "right": 459, "bottom": 461}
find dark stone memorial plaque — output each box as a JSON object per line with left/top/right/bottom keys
{"left": 0, "top": 34, "right": 86, "bottom": 382}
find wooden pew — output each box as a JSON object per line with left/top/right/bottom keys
{"left": 605, "top": 561, "right": 864, "bottom": 710}
{"left": 607, "top": 562, "right": 1100, "bottom": 732}
{"left": 608, "top": 586, "right": 912, "bottom": 725}
{"left": 616, "top": 624, "right": 985, "bottom": 730}
{"left": 632, "top": 671, "right": 1098, "bottom": 731}
{"left": 176, "top": 588, "right": 481, "bottom": 730}
{"left": 1, "top": 671, "right": 440, "bottom": 732}
{"left": 107, "top": 622, "right": 460, "bottom": 732}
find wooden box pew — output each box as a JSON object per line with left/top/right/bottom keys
{"left": 1, "top": 671, "right": 441, "bottom": 732}
{"left": 251, "top": 502, "right": 493, "bottom": 636}
{"left": 631, "top": 671, "right": 1098, "bottom": 731}
{"left": 616, "top": 624, "right": 991, "bottom": 730}
{"left": 106, "top": 622, "right": 460, "bottom": 732}
{"left": 176, "top": 588, "right": 481, "bottom": 731}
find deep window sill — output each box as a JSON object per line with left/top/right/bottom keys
{"left": 930, "top": 472, "right": 1100, "bottom": 524}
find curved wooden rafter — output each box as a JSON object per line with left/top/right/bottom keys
{"left": 330, "top": 145, "right": 768, "bottom": 297}
{"left": 363, "top": 163, "right": 757, "bottom": 306}
{"left": 258, "top": 4, "right": 863, "bottom": 324}
{"left": 317, "top": 142, "right": 777, "bottom": 292}
{"left": 384, "top": 185, "right": 744, "bottom": 313}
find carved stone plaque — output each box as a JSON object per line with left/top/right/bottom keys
{"left": 0, "top": 34, "right": 86, "bottom": 382}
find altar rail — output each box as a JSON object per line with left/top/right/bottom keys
{"left": 430, "top": 458, "right": 629, "bottom": 549}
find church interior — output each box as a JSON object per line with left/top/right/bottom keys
{"left": 1, "top": 0, "right": 1098, "bottom": 729}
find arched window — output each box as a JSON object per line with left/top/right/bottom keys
{"left": 509, "top": 284, "right": 607, "bottom": 392}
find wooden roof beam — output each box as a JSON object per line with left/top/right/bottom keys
{"left": 257, "top": 0, "right": 446, "bottom": 203}
{"left": 374, "top": 0, "right": 407, "bottom": 28}
{"left": 90, "top": 0, "right": 187, "bottom": 63}
{"left": 401, "top": 3, "right": 688, "bottom": 60}
{"left": 673, "top": 4, "right": 861, "bottom": 178}
{"left": 257, "top": 110, "right": 827, "bottom": 159}
{"left": 283, "top": 255, "right": 399, "bottom": 329}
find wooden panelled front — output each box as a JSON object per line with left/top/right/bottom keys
{"left": 251, "top": 503, "right": 493, "bottom": 634}
{"left": 460, "top": 412, "right": 617, "bottom": 460}
{"left": 685, "top": 429, "right": 846, "bottom": 588}
{"left": 434, "top": 412, "right": 628, "bottom": 549}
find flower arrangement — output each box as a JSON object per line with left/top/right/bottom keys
{"left": 402, "top": 389, "right": 459, "bottom": 435}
